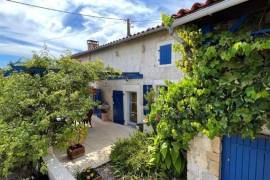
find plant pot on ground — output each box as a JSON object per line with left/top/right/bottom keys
{"left": 67, "top": 144, "right": 85, "bottom": 160}
{"left": 76, "top": 167, "right": 102, "bottom": 180}
{"left": 98, "top": 103, "right": 110, "bottom": 121}
{"left": 67, "top": 124, "right": 88, "bottom": 160}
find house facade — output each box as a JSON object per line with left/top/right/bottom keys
{"left": 73, "top": 26, "right": 183, "bottom": 126}
{"left": 73, "top": 0, "right": 270, "bottom": 180}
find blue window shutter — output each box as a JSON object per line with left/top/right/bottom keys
{"left": 159, "top": 44, "right": 172, "bottom": 65}
{"left": 143, "top": 85, "right": 153, "bottom": 115}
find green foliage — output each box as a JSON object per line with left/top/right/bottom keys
{"left": 76, "top": 167, "right": 100, "bottom": 180}
{"left": 110, "top": 132, "right": 160, "bottom": 179}
{"left": 161, "top": 14, "right": 174, "bottom": 28}
{"left": 144, "top": 89, "right": 159, "bottom": 133}
{"left": 39, "top": 162, "right": 48, "bottom": 175}
{"left": 149, "top": 20, "right": 270, "bottom": 176}
{"left": 0, "top": 51, "right": 113, "bottom": 177}
{"left": 144, "top": 89, "right": 156, "bottom": 110}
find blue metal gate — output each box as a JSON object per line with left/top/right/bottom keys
{"left": 221, "top": 135, "right": 270, "bottom": 180}
{"left": 113, "top": 90, "right": 124, "bottom": 125}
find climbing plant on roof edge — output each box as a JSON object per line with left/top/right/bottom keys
{"left": 148, "top": 16, "right": 270, "bottom": 177}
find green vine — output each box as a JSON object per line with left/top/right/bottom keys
{"left": 148, "top": 22, "right": 270, "bottom": 176}
{"left": 161, "top": 14, "right": 174, "bottom": 28}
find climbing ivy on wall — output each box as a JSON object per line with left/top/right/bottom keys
{"left": 148, "top": 18, "right": 270, "bottom": 176}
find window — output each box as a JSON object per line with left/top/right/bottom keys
{"left": 159, "top": 44, "right": 172, "bottom": 65}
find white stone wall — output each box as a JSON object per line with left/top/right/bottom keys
{"left": 78, "top": 30, "right": 184, "bottom": 124}
{"left": 96, "top": 79, "right": 144, "bottom": 123}
{"left": 80, "top": 30, "right": 183, "bottom": 82}
{"left": 44, "top": 149, "right": 76, "bottom": 180}
{"left": 187, "top": 135, "right": 221, "bottom": 180}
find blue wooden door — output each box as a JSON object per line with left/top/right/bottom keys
{"left": 93, "top": 89, "right": 102, "bottom": 118}
{"left": 221, "top": 136, "right": 270, "bottom": 180}
{"left": 113, "top": 91, "right": 124, "bottom": 125}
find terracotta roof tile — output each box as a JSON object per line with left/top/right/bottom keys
{"left": 172, "top": 0, "right": 222, "bottom": 19}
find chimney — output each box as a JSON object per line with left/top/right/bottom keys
{"left": 87, "top": 40, "right": 99, "bottom": 50}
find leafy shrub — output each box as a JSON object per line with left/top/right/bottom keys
{"left": 110, "top": 132, "right": 160, "bottom": 178}
{"left": 149, "top": 14, "right": 270, "bottom": 177}
{"left": 144, "top": 89, "right": 159, "bottom": 134}
{"left": 0, "top": 50, "right": 116, "bottom": 177}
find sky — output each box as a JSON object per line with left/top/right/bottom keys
{"left": 0, "top": 0, "right": 199, "bottom": 67}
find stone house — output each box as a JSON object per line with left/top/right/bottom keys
{"left": 73, "top": 0, "right": 270, "bottom": 179}
{"left": 72, "top": 26, "right": 183, "bottom": 126}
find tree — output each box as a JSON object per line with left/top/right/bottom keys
{"left": 0, "top": 51, "right": 115, "bottom": 177}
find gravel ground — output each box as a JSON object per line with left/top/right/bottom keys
{"left": 95, "top": 163, "right": 117, "bottom": 180}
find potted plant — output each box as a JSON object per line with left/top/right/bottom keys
{"left": 98, "top": 103, "right": 110, "bottom": 121}
{"left": 67, "top": 124, "right": 88, "bottom": 160}
{"left": 76, "top": 167, "right": 102, "bottom": 180}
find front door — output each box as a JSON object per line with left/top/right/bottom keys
{"left": 221, "top": 135, "right": 270, "bottom": 180}
{"left": 113, "top": 91, "right": 124, "bottom": 125}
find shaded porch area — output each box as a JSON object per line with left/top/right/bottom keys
{"left": 53, "top": 116, "right": 136, "bottom": 174}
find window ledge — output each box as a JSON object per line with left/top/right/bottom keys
{"left": 158, "top": 64, "right": 173, "bottom": 67}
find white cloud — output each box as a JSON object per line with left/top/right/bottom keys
{"left": 0, "top": 0, "right": 198, "bottom": 58}
{"left": 70, "top": 0, "right": 153, "bottom": 15}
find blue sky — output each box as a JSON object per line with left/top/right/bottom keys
{"left": 0, "top": 0, "right": 198, "bottom": 68}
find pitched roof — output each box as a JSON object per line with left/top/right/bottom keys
{"left": 172, "top": 0, "right": 222, "bottom": 19}
{"left": 73, "top": 0, "right": 224, "bottom": 58}
{"left": 72, "top": 25, "right": 165, "bottom": 58}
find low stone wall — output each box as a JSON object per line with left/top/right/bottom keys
{"left": 43, "top": 147, "right": 76, "bottom": 180}
{"left": 187, "top": 128, "right": 270, "bottom": 180}
{"left": 43, "top": 154, "right": 76, "bottom": 180}
{"left": 187, "top": 134, "right": 221, "bottom": 180}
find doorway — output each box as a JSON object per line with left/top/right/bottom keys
{"left": 113, "top": 90, "right": 124, "bottom": 125}
{"left": 129, "top": 92, "right": 137, "bottom": 123}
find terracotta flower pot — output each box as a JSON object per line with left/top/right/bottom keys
{"left": 67, "top": 144, "right": 85, "bottom": 160}
{"left": 101, "top": 112, "right": 110, "bottom": 121}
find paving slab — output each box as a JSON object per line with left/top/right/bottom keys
{"left": 54, "top": 116, "right": 136, "bottom": 174}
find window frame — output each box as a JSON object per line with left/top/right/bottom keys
{"left": 157, "top": 40, "right": 175, "bottom": 67}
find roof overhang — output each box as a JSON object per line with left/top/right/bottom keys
{"left": 72, "top": 26, "right": 165, "bottom": 58}
{"left": 172, "top": 0, "right": 249, "bottom": 28}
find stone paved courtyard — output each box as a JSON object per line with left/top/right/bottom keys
{"left": 53, "top": 116, "right": 136, "bottom": 174}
